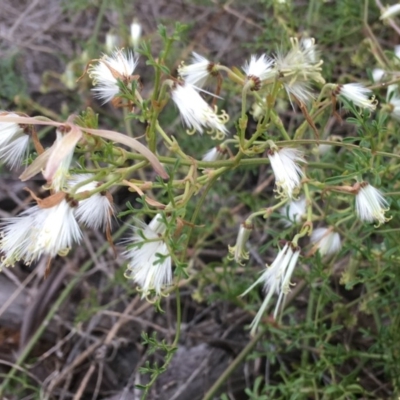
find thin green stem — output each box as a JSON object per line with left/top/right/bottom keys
{"left": 87, "top": 0, "right": 108, "bottom": 56}
{"left": 202, "top": 326, "right": 267, "bottom": 400}
{"left": 123, "top": 106, "right": 133, "bottom": 138}
{"left": 301, "top": 285, "right": 315, "bottom": 368}
{"left": 277, "top": 139, "right": 400, "bottom": 159}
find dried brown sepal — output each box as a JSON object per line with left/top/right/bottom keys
{"left": 31, "top": 127, "right": 45, "bottom": 155}
{"left": 24, "top": 188, "right": 67, "bottom": 208}
{"left": 331, "top": 94, "right": 343, "bottom": 123}
{"left": 122, "top": 179, "right": 166, "bottom": 209}
{"left": 76, "top": 59, "right": 94, "bottom": 83}
{"left": 212, "top": 73, "right": 223, "bottom": 108}
{"left": 293, "top": 95, "right": 319, "bottom": 139}
{"left": 321, "top": 183, "right": 359, "bottom": 198}
{"left": 44, "top": 256, "right": 52, "bottom": 279}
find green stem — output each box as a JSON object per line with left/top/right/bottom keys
{"left": 304, "top": 183, "right": 313, "bottom": 226}
{"left": 301, "top": 285, "right": 315, "bottom": 368}
{"left": 248, "top": 198, "right": 287, "bottom": 221}
{"left": 276, "top": 139, "right": 400, "bottom": 159}
{"left": 155, "top": 121, "right": 190, "bottom": 160}
{"left": 215, "top": 65, "right": 245, "bottom": 85}
{"left": 140, "top": 287, "right": 181, "bottom": 400}
{"left": 239, "top": 83, "right": 251, "bottom": 149}
{"left": 69, "top": 171, "right": 108, "bottom": 195}
{"left": 141, "top": 170, "right": 226, "bottom": 399}
{"left": 202, "top": 326, "right": 267, "bottom": 400}
{"left": 88, "top": 0, "right": 108, "bottom": 56}
{"left": 73, "top": 174, "right": 122, "bottom": 200}
{"left": 270, "top": 109, "right": 291, "bottom": 140}
{"left": 123, "top": 106, "right": 133, "bottom": 138}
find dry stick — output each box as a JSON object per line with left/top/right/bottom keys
{"left": 104, "top": 296, "right": 140, "bottom": 345}
{"left": 31, "top": 328, "right": 77, "bottom": 366}
{"left": 73, "top": 364, "right": 97, "bottom": 400}
{"left": 48, "top": 279, "right": 141, "bottom": 396}
{"left": 0, "top": 223, "right": 130, "bottom": 395}
{"left": 44, "top": 341, "right": 101, "bottom": 399}
{"left": 0, "top": 270, "right": 37, "bottom": 320}
{"left": 74, "top": 299, "right": 143, "bottom": 398}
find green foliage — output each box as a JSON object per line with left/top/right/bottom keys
{"left": 0, "top": 54, "right": 27, "bottom": 109}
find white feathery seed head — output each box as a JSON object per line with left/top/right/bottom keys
{"left": 89, "top": 49, "right": 138, "bottom": 104}
{"left": 242, "top": 54, "right": 275, "bottom": 90}
{"left": 280, "top": 196, "right": 306, "bottom": 226}
{"left": 68, "top": 174, "right": 114, "bottom": 231}
{"left": 355, "top": 182, "right": 389, "bottom": 225}
{"left": 336, "top": 83, "right": 377, "bottom": 111}
{"left": 242, "top": 242, "right": 301, "bottom": 334}
{"left": 0, "top": 199, "right": 82, "bottom": 269}
{"left": 274, "top": 37, "right": 324, "bottom": 103}
{"left": 0, "top": 113, "right": 25, "bottom": 147}
{"left": 301, "top": 37, "right": 319, "bottom": 63}
{"left": 380, "top": 3, "right": 400, "bottom": 19}
{"left": 123, "top": 214, "right": 172, "bottom": 298}
{"left": 171, "top": 83, "right": 229, "bottom": 139}
{"left": 310, "top": 227, "right": 341, "bottom": 256}
{"left": 0, "top": 113, "right": 30, "bottom": 169}
{"left": 0, "top": 213, "right": 35, "bottom": 268}
{"left": 178, "top": 52, "right": 216, "bottom": 88}
{"left": 268, "top": 147, "right": 306, "bottom": 198}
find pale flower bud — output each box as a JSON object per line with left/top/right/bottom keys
{"left": 380, "top": 4, "right": 400, "bottom": 20}
{"left": 280, "top": 197, "right": 306, "bottom": 226}
{"left": 268, "top": 147, "right": 306, "bottom": 198}
{"left": 202, "top": 145, "right": 227, "bottom": 162}
{"left": 105, "top": 31, "right": 119, "bottom": 54}
{"left": 335, "top": 83, "right": 377, "bottom": 111}
{"left": 355, "top": 182, "right": 389, "bottom": 225}
{"left": 130, "top": 20, "right": 142, "bottom": 49}
{"left": 310, "top": 227, "right": 341, "bottom": 256}
{"left": 228, "top": 221, "right": 253, "bottom": 264}
{"left": 372, "top": 68, "right": 385, "bottom": 83}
